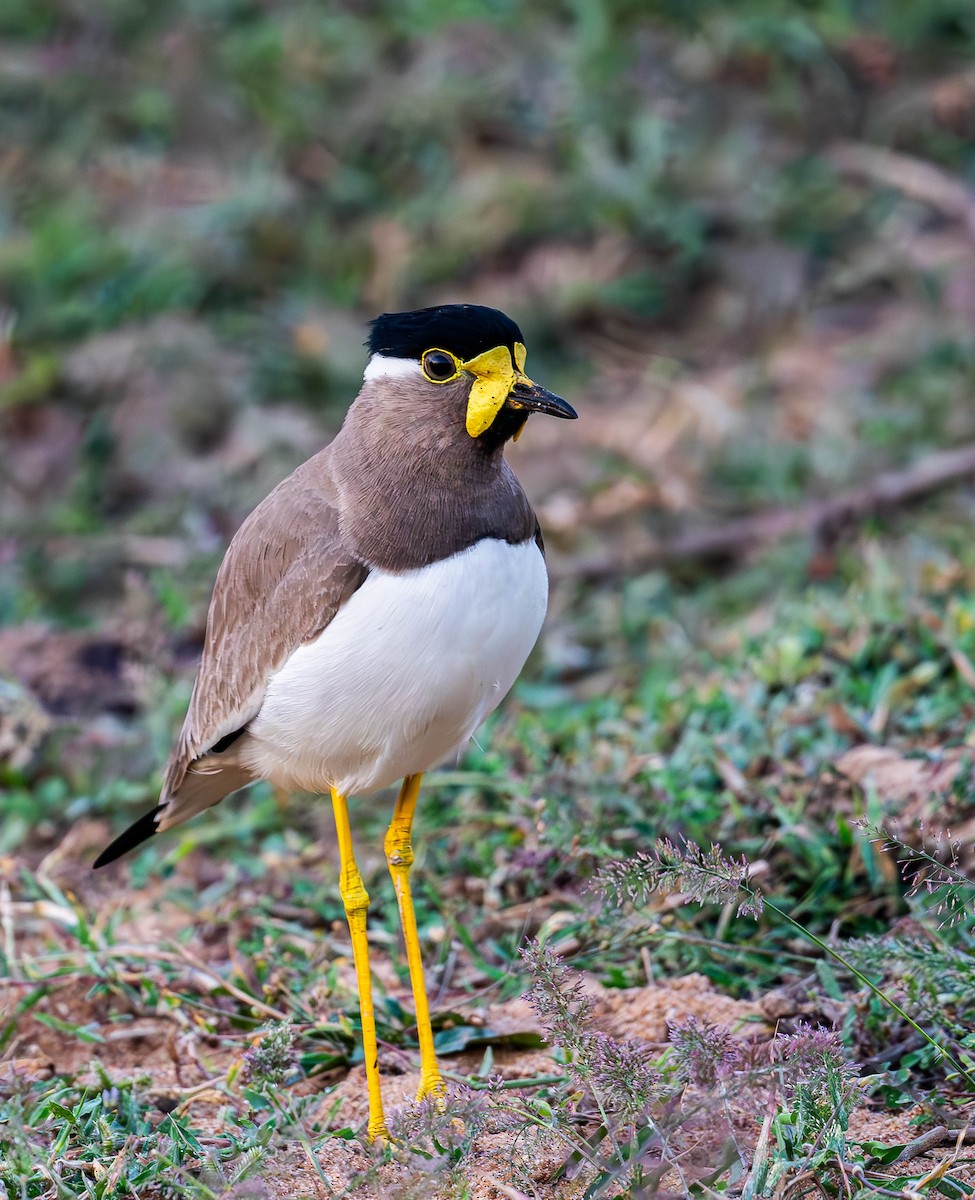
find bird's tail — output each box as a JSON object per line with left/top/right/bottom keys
{"left": 93, "top": 758, "right": 252, "bottom": 868}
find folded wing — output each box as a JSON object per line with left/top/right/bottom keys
{"left": 94, "top": 451, "right": 367, "bottom": 866}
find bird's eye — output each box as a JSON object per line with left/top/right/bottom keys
{"left": 421, "top": 349, "right": 459, "bottom": 383}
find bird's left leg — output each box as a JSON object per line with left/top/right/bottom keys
{"left": 384, "top": 772, "right": 445, "bottom": 1104}
{"left": 330, "top": 787, "right": 388, "bottom": 1142}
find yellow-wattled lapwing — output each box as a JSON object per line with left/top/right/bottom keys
{"left": 94, "top": 304, "right": 577, "bottom": 1139}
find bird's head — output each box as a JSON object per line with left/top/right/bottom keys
{"left": 363, "top": 304, "right": 577, "bottom": 446}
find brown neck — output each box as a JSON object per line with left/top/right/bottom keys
{"left": 324, "top": 378, "right": 538, "bottom": 571}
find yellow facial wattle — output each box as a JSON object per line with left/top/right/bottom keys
{"left": 462, "top": 341, "right": 531, "bottom": 437}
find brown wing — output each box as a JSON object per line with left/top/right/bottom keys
{"left": 163, "top": 448, "right": 367, "bottom": 801}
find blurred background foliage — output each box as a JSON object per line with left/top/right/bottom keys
{"left": 2, "top": 1, "right": 975, "bottom": 1187}
{"left": 2, "top": 0, "right": 975, "bottom": 971}
{"left": 3, "top": 0, "right": 975, "bottom": 608}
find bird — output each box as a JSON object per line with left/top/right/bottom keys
{"left": 93, "top": 303, "right": 577, "bottom": 1140}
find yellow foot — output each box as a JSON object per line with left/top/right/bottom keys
{"left": 416, "top": 1071, "right": 447, "bottom": 1108}
{"left": 367, "top": 1118, "right": 391, "bottom": 1145}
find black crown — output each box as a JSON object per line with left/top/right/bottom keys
{"left": 367, "top": 304, "right": 524, "bottom": 363}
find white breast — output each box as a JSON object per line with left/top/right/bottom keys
{"left": 243, "top": 538, "right": 548, "bottom": 797}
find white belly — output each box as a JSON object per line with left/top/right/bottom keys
{"left": 243, "top": 538, "right": 548, "bottom": 796}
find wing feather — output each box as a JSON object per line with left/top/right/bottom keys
{"left": 163, "top": 449, "right": 367, "bottom": 800}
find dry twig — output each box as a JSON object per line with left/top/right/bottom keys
{"left": 827, "top": 141, "right": 975, "bottom": 242}
{"left": 564, "top": 442, "right": 975, "bottom": 581}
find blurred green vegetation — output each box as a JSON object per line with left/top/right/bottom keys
{"left": 3, "top": 0, "right": 975, "bottom": 622}
{"left": 2, "top": 0, "right": 975, "bottom": 1191}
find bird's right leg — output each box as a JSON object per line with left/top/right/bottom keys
{"left": 385, "top": 773, "right": 445, "bottom": 1105}
{"left": 330, "top": 787, "right": 388, "bottom": 1142}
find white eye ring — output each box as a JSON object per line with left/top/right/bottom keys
{"left": 421, "top": 349, "right": 461, "bottom": 383}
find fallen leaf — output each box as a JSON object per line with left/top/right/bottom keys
{"left": 835, "top": 745, "right": 965, "bottom": 803}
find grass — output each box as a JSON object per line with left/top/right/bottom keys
{"left": 3, "top": 531, "right": 975, "bottom": 1194}
{"left": 3, "top": 0, "right": 975, "bottom": 1194}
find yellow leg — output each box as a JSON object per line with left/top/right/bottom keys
{"left": 330, "top": 787, "right": 388, "bottom": 1142}
{"left": 384, "top": 773, "right": 445, "bottom": 1104}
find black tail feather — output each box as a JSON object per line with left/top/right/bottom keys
{"left": 93, "top": 805, "right": 165, "bottom": 868}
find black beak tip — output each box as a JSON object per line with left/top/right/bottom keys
{"left": 511, "top": 383, "right": 578, "bottom": 421}
{"left": 539, "top": 392, "right": 578, "bottom": 421}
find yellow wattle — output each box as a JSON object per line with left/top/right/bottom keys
{"left": 463, "top": 341, "right": 531, "bottom": 438}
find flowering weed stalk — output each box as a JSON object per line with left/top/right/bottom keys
{"left": 519, "top": 939, "right": 684, "bottom": 1192}
{"left": 598, "top": 836, "right": 975, "bottom": 1092}
{"left": 856, "top": 819, "right": 975, "bottom": 929}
